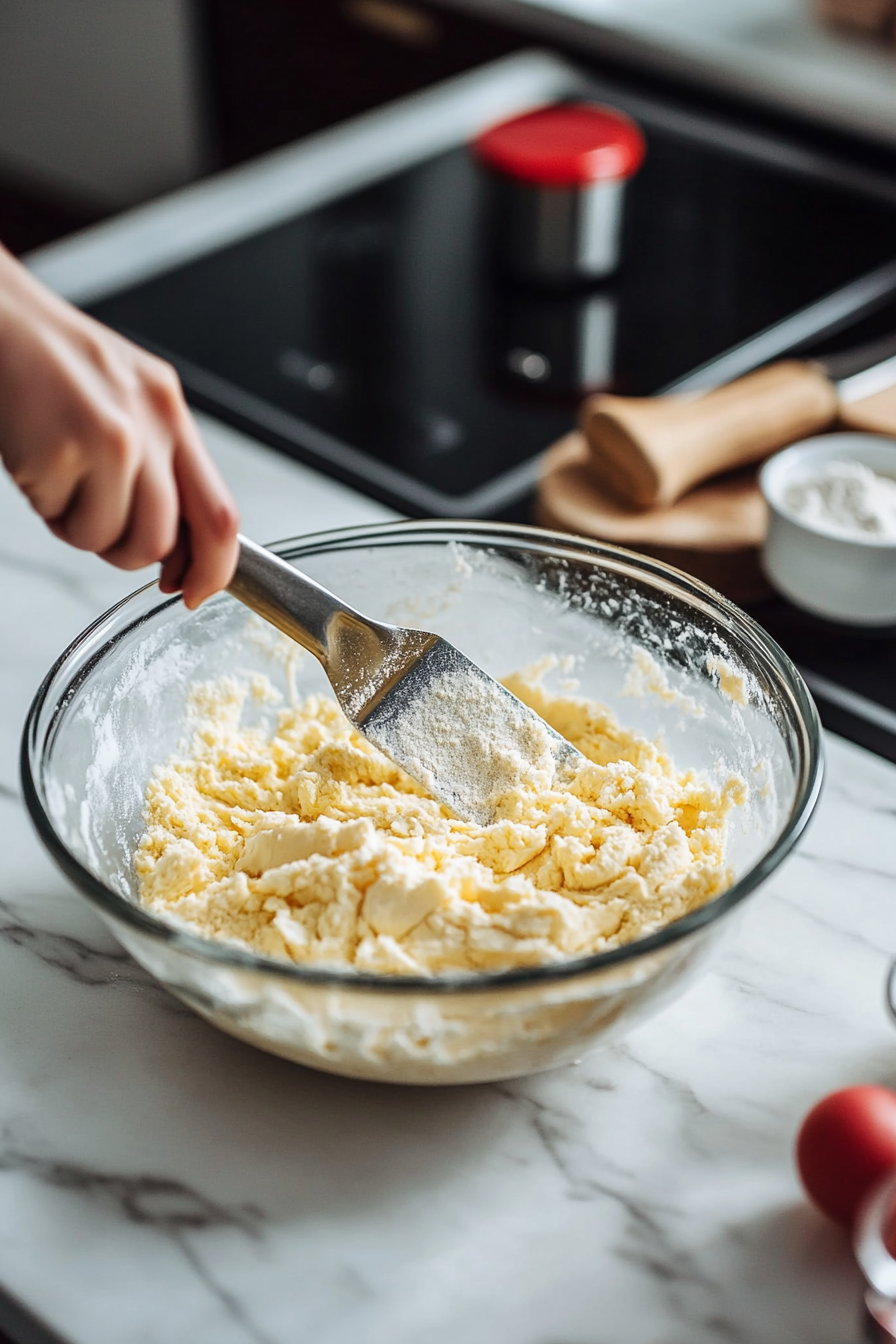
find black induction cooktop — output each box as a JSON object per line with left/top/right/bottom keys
{"left": 88, "top": 60, "right": 896, "bottom": 518}
{"left": 80, "top": 51, "right": 896, "bottom": 765}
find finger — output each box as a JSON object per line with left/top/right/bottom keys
{"left": 11, "top": 437, "right": 84, "bottom": 522}
{"left": 51, "top": 425, "right": 139, "bottom": 553}
{"left": 100, "top": 451, "right": 179, "bottom": 571}
{"left": 171, "top": 417, "right": 239, "bottom": 609}
{"left": 159, "top": 522, "right": 190, "bottom": 594}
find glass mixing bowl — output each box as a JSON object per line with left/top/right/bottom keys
{"left": 22, "top": 521, "right": 822, "bottom": 1085}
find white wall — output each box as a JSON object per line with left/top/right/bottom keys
{"left": 0, "top": 0, "right": 205, "bottom": 210}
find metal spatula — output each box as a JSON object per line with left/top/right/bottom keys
{"left": 227, "top": 536, "right": 583, "bottom": 826}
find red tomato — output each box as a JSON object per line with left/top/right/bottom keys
{"left": 797, "top": 1086, "right": 896, "bottom": 1228}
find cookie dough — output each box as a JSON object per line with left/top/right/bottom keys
{"left": 135, "top": 668, "right": 743, "bottom": 976}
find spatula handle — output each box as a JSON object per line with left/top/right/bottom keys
{"left": 580, "top": 360, "right": 838, "bottom": 509}
{"left": 227, "top": 534, "right": 347, "bottom": 663}
{"left": 226, "top": 536, "right": 436, "bottom": 727}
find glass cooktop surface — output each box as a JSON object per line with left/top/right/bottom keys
{"left": 89, "top": 87, "right": 896, "bottom": 515}
{"left": 81, "top": 55, "right": 896, "bottom": 764}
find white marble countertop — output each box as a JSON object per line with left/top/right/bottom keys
{"left": 5, "top": 46, "right": 896, "bottom": 1342}
{"left": 0, "top": 410, "right": 893, "bottom": 1344}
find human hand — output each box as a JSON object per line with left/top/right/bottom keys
{"left": 0, "top": 243, "right": 239, "bottom": 608}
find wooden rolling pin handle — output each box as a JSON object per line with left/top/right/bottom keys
{"left": 580, "top": 360, "right": 839, "bottom": 509}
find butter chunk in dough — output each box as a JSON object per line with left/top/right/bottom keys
{"left": 135, "top": 671, "right": 743, "bottom": 976}
{"left": 236, "top": 815, "right": 371, "bottom": 875}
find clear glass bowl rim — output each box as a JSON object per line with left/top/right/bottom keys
{"left": 20, "top": 519, "right": 824, "bottom": 997}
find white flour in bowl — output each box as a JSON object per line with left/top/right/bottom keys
{"left": 784, "top": 459, "right": 896, "bottom": 541}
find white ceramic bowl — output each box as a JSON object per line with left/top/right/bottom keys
{"left": 760, "top": 433, "right": 896, "bottom": 626}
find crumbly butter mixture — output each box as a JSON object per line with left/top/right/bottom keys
{"left": 135, "top": 669, "right": 744, "bottom": 976}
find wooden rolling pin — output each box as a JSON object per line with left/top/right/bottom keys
{"left": 580, "top": 345, "right": 896, "bottom": 509}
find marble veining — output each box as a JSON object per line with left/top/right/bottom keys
{"left": 0, "top": 1128, "right": 275, "bottom": 1344}
{"left": 0, "top": 412, "right": 892, "bottom": 1343}
{"left": 0, "top": 903, "right": 191, "bottom": 1016}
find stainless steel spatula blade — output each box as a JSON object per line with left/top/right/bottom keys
{"left": 228, "top": 536, "right": 583, "bottom": 826}
{"left": 358, "top": 635, "right": 581, "bottom": 826}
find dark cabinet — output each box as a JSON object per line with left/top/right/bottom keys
{"left": 198, "top": 0, "right": 525, "bottom": 169}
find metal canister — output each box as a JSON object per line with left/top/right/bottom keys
{"left": 474, "top": 102, "right": 645, "bottom": 286}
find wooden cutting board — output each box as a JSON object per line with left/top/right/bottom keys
{"left": 536, "top": 432, "right": 772, "bottom": 605}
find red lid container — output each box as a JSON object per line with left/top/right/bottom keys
{"left": 474, "top": 103, "right": 646, "bottom": 188}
